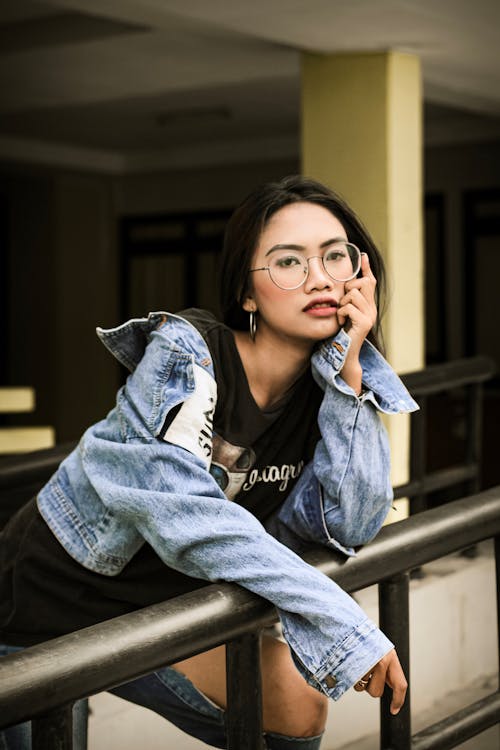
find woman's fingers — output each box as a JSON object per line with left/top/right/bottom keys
{"left": 354, "top": 649, "right": 408, "bottom": 716}
{"left": 341, "top": 253, "right": 376, "bottom": 318}
{"left": 385, "top": 652, "right": 408, "bottom": 715}
{"left": 337, "top": 289, "right": 377, "bottom": 334}
{"left": 360, "top": 251, "right": 376, "bottom": 280}
{"left": 353, "top": 673, "right": 371, "bottom": 692}
{"left": 339, "top": 287, "right": 372, "bottom": 314}
{"left": 336, "top": 252, "right": 377, "bottom": 344}
{"left": 365, "top": 667, "right": 386, "bottom": 699}
{"left": 345, "top": 253, "right": 376, "bottom": 302}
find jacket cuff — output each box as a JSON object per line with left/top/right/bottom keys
{"left": 314, "top": 330, "right": 419, "bottom": 415}
{"left": 316, "top": 328, "right": 353, "bottom": 372}
{"left": 308, "top": 619, "right": 394, "bottom": 701}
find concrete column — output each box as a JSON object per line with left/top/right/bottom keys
{"left": 301, "top": 51, "right": 424, "bottom": 517}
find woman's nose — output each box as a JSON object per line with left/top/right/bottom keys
{"left": 303, "top": 256, "right": 333, "bottom": 291}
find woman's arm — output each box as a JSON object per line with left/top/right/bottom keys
{"left": 39, "top": 315, "right": 406, "bottom": 706}
{"left": 58, "top": 321, "right": 396, "bottom": 702}
{"left": 335, "top": 251, "right": 378, "bottom": 395}
{"left": 273, "top": 254, "right": 418, "bottom": 555}
{"left": 274, "top": 336, "right": 418, "bottom": 556}
{"left": 81, "top": 414, "right": 395, "bottom": 701}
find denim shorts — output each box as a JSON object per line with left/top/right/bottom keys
{"left": 1, "top": 644, "right": 323, "bottom": 749}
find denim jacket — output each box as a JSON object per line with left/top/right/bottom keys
{"left": 37, "top": 311, "right": 418, "bottom": 701}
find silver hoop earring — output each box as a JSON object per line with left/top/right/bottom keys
{"left": 249, "top": 310, "right": 257, "bottom": 340}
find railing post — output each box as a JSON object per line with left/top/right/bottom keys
{"left": 410, "top": 397, "right": 427, "bottom": 515}
{"left": 379, "top": 572, "right": 411, "bottom": 750}
{"left": 226, "top": 631, "right": 265, "bottom": 750}
{"left": 495, "top": 535, "right": 500, "bottom": 678}
{"left": 466, "top": 382, "right": 483, "bottom": 496}
{"left": 32, "top": 705, "right": 73, "bottom": 750}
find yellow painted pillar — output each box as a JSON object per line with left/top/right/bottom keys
{"left": 302, "top": 51, "right": 424, "bottom": 519}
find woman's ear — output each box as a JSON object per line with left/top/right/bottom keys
{"left": 242, "top": 296, "right": 257, "bottom": 313}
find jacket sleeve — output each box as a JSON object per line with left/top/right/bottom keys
{"left": 80, "top": 328, "right": 393, "bottom": 700}
{"left": 275, "top": 329, "right": 419, "bottom": 556}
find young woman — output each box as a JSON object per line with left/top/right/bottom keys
{"left": 0, "top": 175, "right": 417, "bottom": 749}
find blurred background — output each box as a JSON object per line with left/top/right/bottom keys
{"left": 0, "top": 0, "right": 499, "bottom": 485}
{"left": 1, "top": 3, "right": 499, "bottom": 748}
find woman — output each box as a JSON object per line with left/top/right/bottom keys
{"left": 1, "top": 175, "right": 417, "bottom": 749}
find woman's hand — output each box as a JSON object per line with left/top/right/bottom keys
{"left": 337, "top": 252, "right": 377, "bottom": 394}
{"left": 353, "top": 648, "right": 408, "bottom": 715}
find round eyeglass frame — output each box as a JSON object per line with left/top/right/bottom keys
{"left": 249, "top": 242, "right": 362, "bottom": 290}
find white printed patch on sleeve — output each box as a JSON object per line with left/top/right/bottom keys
{"left": 162, "top": 364, "right": 217, "bottom": 469}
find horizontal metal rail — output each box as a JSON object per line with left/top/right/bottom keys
{"left": 0, "top": 356, "right": 497, "bottom": 748}
{"left": 400, "top": 355, "right": 494, "bottom": 396}
{"left": 411, "top": 693, "right": 500, "bottom": 750}
{"left": 396, "top": 355, "right": 494, "bottom": 516}
{"left": 1, "top": 487, "right": 499, "bottom": 737}
{"left": 393, "top": 463, "right": 478, "bottom": 500}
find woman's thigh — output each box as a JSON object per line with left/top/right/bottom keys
{"left": 172, "top": 633, "right": 328, "bottom": 738}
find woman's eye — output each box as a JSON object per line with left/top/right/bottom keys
{"left": 325, "top": 249, "right": 346, "bottom": 261}
{"left": 276, "top": 255, "right": 301, "bottom": 267}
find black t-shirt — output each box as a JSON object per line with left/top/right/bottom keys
{"left": 182, "top": 309, "right": 322, "bottom": 518}
{"left": 0, "top": 310, "right": 322, "bottom": 645}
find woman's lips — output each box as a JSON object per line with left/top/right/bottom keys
{"left": 303, "top": 299, "right": 338, "bottom": 316}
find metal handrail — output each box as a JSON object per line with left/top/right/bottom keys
{"left": 0, "top": 355, "right": 497, "bottom": 749}
{"left": 1, "top": 488, "right": 499, "bottom": 750}
{"left": 399, "top": 355, "right": 494, "bottom": 396}
{"left": 396, "top": 355, "right": 495, "bottom": 513}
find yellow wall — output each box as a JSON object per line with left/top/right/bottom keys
{"left": 302, "top": 51, "right": 424, "bottom": 510}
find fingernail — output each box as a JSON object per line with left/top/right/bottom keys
{"left": 391, "top": 707, "right": 400, "bottom": 715}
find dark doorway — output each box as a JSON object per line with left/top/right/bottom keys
{"left": 424, "top": 193, "right": 446, "bottom": 365}
{"left": 0, "top": 192, "right": 9, "bottom": 385}
{"left": 464, "top": 189, "right": 500, "bottom": 376}
{"left": 464, "top": 188, "right": 500, "bottom": 489}
{"left": 120, "top": 209, "right": 233, "bottom": 320}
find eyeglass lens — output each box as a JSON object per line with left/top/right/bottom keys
{"left": 269, "top": 243, "right": 361, "bottom": 289}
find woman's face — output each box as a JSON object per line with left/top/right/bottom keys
{"left": 243, "top": 201, "right": 351, "bottom": 347}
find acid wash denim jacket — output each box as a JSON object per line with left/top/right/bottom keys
{"left": 37, "top": 311, "right": 418, "bottom": 701}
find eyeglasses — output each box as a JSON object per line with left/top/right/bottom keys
{"left": 249, "top": 242, "right": 361, "bottom": 290}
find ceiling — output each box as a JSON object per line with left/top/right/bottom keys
{"left": 1, "top": 0, "right": 500, "bottom": 174}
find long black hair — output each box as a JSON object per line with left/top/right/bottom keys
{"left": 218, "top": 175, "right": 386, "bottom": 351}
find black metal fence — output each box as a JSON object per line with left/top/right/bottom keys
{"left": 0, "top": 489, "right": 499, "bottom": 749}
{"left": 1, "top": 357, "right": 494, "bottom": 530}
{"left": 397, "top": 355, "right": 494, "bottom": 511}
{"left": 0, "top": 355, "right": 498, "bottom": 749}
